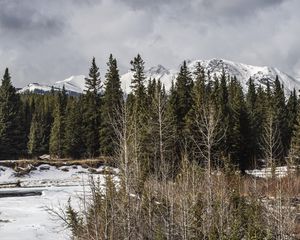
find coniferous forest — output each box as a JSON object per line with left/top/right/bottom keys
{"left": 0, "top": 54, "right": 299, "bottom": 171}
{"left": 1, "top": 55, "right": 300, "bottom": 239}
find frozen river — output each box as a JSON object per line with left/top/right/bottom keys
{"left": 0, "top": 164, "right": 112, "bottom": 240}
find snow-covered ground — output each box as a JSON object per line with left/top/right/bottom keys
{"left": 0, "top": 164, "right": 116, "bottom": 240}
{"left": 246, "top": 166, "right": 299, "bottom": 178}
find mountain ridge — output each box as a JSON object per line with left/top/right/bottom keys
{"left": 17, "top": 58, "right": 300, "bottom": 95}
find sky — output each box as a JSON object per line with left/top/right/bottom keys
{"left": 0, "top": 0, "right": 299, "bottom": 87}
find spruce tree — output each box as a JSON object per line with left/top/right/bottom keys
{"left": 246, "top": 78, "right": 260, "bottom": 165}
{"left": 0, "top": 68, "right": 25, "bottom": 159}
{"left": 130, "top": 54, "right": 147, "bottom": 114}
{"left": 100, "top": 54, "right": 123, "bottom": 156}
{"left": 286, "top": 89, "right": 298, "bottom": 150}
{"left": 83, "top": 57, "right": 102, "bottom": 157}
{"left": 216, "top": 69, "right": 230, "bottom": 159}
{"left": 174, "top": 61, "right": 193, "bottom": 137}
{"left": 84, "top": 57, "right": 102, "bottom": 95}
{"left": 49, "top": 89, "right": 67, "bottom": 158}
{"left": 272, "top": 76, "right": 288, "bottom": 158}
{"left": 185, "top": 62, "right": 206, "bottom": 162}
{"left": 129, "top": 54, "right": 152, "bottom": 177}
{"left": 228, "top": 76, "right": 251, "bottom": 171}
{"left": 64, "top": 97, "right": 85, "bottom": 158}
{"left": 28, "top": 112, "right": 45, "bottom": 156}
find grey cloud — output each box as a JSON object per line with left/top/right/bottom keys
{"left": 0, "top": 0, "right": 299, "bottom": 87}
{"left": 0, "top": 1, "right": 65, "bottom": 37}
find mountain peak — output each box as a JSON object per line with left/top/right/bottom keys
{"left": 18, "top": 59, "right": 300, "bottom": 95}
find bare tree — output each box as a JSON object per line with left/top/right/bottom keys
{"left": 261, "top": 113, "right": 282, "bottom": 178}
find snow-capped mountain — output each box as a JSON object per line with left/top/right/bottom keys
{"left": 18, "top": 76, "right": 86, "bottom": 95}
{"left": 17, "top": 83, "right": 53, "bottom": 94}
{"left": 121, "top": 59, "right": 300, "bottom": 93}
{"left": 192, "top": 59, "right": 300, "bottom": 93}
{"left": 53, "top": 75, "right": 86, "bottom": 93}
{"left": 120, "top": 64, "right": 177, "bottom": 92}
{"left": 18, "top": 59, "right": 300, "bottom": 95}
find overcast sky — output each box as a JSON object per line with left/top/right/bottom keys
{"left": 0, "top": 0, "right": 299, "bottom": 87}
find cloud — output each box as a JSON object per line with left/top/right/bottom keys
{"left": 0, "top": 0, "right": 299, "bottom": 87}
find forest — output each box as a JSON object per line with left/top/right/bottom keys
{"left": 1, "top": 54, "right": 300, "bottom": 239}
{"left": 0, "top": 54, "right": 299, "bottom": 171}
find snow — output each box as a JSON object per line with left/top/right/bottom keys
{"left": 17, "top": 83, "right": 53, "bottom": 94}
{"left": 246, "top": 166, "right": 299, "bottom": 178}
{"left": 53, "top": 75, "right": 86, "bottom": 93}
{"left": 19, "top": 58, "right": 300, "bottom": 95}
{"left": 0, "top": 164, "right": 116, "bottom": 240}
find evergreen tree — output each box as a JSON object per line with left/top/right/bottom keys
{"left": 246, "top": 78, "right": 260, "bottom": 165}
{"left": 216, "top": 69, "right": 230, "bottom": 159}
{"left": 290, "top": 107, "right": 300, "bottom": 161}
{"left": 83, "top": 57, "right": 102, "bottom": 157}
{"left": 28, "top": 112, "right": 48, "bottom": 156}
{"left": 228, "top": 76, "right": 251, "bottom": 171}
{"left": 84, "top": 57, "right": 102, "bottom": 95}
{"left": 129, "top": 54, "right": 150, "bottom": 175}
{"left": 100, "top": 54, "right": 123, "bottom": 156}
{"left": 272, "top": 76, "right": 288, "bottom": 158}
{"left": 27, "top": 95, "right": 54, "bottom": 157}
{"left": 130, "top": 54, "right": 147, "bottom": 114}
{"left": 286, "top": 89, "right": 298, "bottom": 150}
{"left": 174, "top": 61, "right": 193, "bottom": 137}
{"left": 185, "top": 62, "right": 206, "bottom": 162}
{"left": 49, "top": 89, "right": 67, "bottom": 158}
{"left": 0, "top": 68, "right": 25, "bottom": 159}
{"left": 64, "top": 97, "right": 85, "bottom": 158}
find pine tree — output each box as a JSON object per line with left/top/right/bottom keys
{"left": 216, "top": 69, "right": 230, "bottom": 159}
{"left": 272, "top": 76, "right": 288, "bottom": 158}
{"left": 83, "top": 57, "right": 102, "bottom": 157}
{"left": 290, "top": 108, "right": 300, "bottom": 163}
{"left": 130, "top": 54, "right": 147, "bottom": 114}
{"left": 129, "top": 54, "right": 150, "bottom": 175}
{"left": 185, "top": 62, "right": 206, "bottom": 162}
{"left": 165, "top": 81, "right": 181, "bottom": 170}
{"left": 49, "top": 89, "right": 67, "bottom": 158}
{"left": 174, "top": 61, "right": 193, "bottom": 138}
{"left": 246, "top": 78, "right": 259, "bottom": 163}
{"left": 28, "top": 112, "right": 45, "bottom": 156}
{"left": 27, "top": 95, "right": 54, "bottom": 157}
{"left": 64, "top": 97, "right": 85, "bottom": 158}
{"left": 100, "top": 54, "right": 123, "bottom": 156}
{"left": 84, "top": 57, "right": 102, "bottom": 95}
{"left": 228, "top": 76, "right": 251, "bottom": 171}
{"left": 0, "top": 68, "right": 25, "bottom": 159}
{"left": 286, "top": 89, "right": 298, "bottom": 150}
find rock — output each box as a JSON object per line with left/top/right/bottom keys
{"left": 39, "top": 165, "right": 50, "bottom": 171}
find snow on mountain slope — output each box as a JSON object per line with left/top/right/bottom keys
{"left": 122, "top": 58, "right": 300, "bottom": 93}
{"left": 53, "top": 75, "right": 86, "bottom": 93}
{"left": 189, "top": 59, "right": 300, "bottom": 93}
{"left": 17, "top": 83, "right": 53, "bottom": 94}
{"left": 18, "top": 59, "right": 300, "bottom": 95}
{"left": 121, "top": 64, "right": 177, "bottom": 92}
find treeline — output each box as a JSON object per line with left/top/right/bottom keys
{"left": 0, "top": 54, "right": 300, "bottom": 171}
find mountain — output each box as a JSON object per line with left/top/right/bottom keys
{"left": 53, "top": 75, "right": 86, "bottom": 93}
{"left": 18, "top": 59, "right": 300, "bottom": 95}
{"left": 18, "top": 76, "right": 86, "bottom": 95}
{"left": 17, "top": 83, "right": 53, "bottom": 94}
